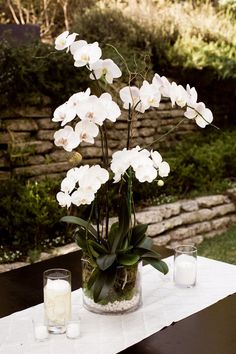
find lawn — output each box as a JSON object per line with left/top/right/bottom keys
{"left": 198, "top": 226, "right": 236, "bottom": 265}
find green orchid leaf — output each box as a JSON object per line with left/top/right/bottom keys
{"left": 75, "top": 231, "right": 88, "bottom": 250}
{"left": 109, "top": 199, "right": 130, "bottom": 253}
{"left": 88, "top": 241, "right": 100, "bottom": 258}
{"left": 93, "top": 269, "right": 116, "bottom": 303}
{"left": 131, "top": 224, "right": 148, "bottom": 245}
{"left": 108, "top": 222, "right": 119, "bottom": 250}
{"left": 96, "top": 253, "right": 116, "bottom": 271}
{"left": 61, "top": 216, "right": 97, "bottom": 238}
{"left": 118, "top": 254, "right": 140, "bottom": 266}
{"left": 143, "top": 257, "right": 169, "bottom": 275}
{"left": 118, "top": 198, "right": 130, "bottom": 238}
{"left": 87, "top": 267, "right": 99, "bottom": 290}
{"left": 88, "top": 240, "right": 108, "bottom": 255}
{"left": 137, "top": 236, "right": 153, "bottom": 250}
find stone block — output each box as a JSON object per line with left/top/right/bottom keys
{"left": 186, "top": 235, "right": 204, "bottom": 245}
{"left": 0, "top": 132, "right": 31, "bottom": 143}
{"left": 181, "top": 200, "right": 199, "bottom": 212}
{"left": 138, "top": 127, "right": 155, "bottom": 137}
{"left": 136, "top": 210, "right": 163, "bottom": 225}
{"left": 13, "top": 161, "right": 70, "bottom": 177}
{"left": 230, "top": 214, "right": 236, "bottom": 223}
{"left": 81, "top": 146, "right": 103, "bottom": 158}
{"left": 211, "top": 203, "right": 236, "bottom": 217}
{"left": 181, "top": 208, "right": 214, "bottom": 224}
{"left": 196, "top": 195, "right": 230, "bottom": 208}
{"left": 204, "top": 227, "right": 228, "bottom": 239}
{"left": 12, "top": 141, "right": 53, "bottom": 154}
{"left": 5, "top": 119, "right": 38, "bottom": 131}
{"left": 37, "top": 118, "right": 55, "bottom": 129}
{"left": 211, "top": 216, "right": 230, "bottom": 230}
{"left": 36, "top": 130, "right": 54, "bottom": 141}
{"left": 48, "top": 150, "right": 69, "bottom": 162}
{"left": 153, "top": 234, "right": 171, "bottom": 246}
{"left": 148, "top": 216, "right": 183, "bottom": 236}
{"left": 157, "top": 202, "right": 181, "bottom": 219}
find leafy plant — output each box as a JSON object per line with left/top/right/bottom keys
{"left": 0, "top": 178, "right": 71, "bottom": 260}
{"left": 61, "top": 202, "right": 167, "bottom": 302}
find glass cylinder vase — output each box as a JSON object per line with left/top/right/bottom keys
{"left": 82, "top": 257, "right": 142, "bottom": 314}
{"left": 43, "top": 268, "right": 71, "bottom": 334}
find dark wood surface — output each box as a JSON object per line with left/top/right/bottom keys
{"left": 0, "top": 249, "right": 235, "bottom": 354}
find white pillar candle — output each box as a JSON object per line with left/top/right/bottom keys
{"left": 34, "top": 324, "right": 49, "bottom": 341}
{"left": 44, "top": 279, "right": 71, "bottom": 326}
{"left": 174, "top": 254, "right": 196, "bottom": 286}
{"left": 66, "top": 322, "right": 80, "bottom": 339}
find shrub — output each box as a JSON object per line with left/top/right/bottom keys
{"left": 130, "top": 129, "right": 236, "bottom": 203}
{"left": 0, "top": 40, "right": 90, "bottom": 109}
{"left": 0, "top": 178, "right": 73, "bottom": 262}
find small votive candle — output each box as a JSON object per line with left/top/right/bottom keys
{"left": 66, "top": 320, "right": 80, "bottom": 339}
{"left": 33, "top": 319, "right": 49, "bottom": 342}
{"left": 174, "top": 245, "right": 197, "bottom": 287}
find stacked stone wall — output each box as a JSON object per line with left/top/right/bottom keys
{"left": 134, "top": 188, "right": 236, "bottom": 248}
{"left": 0, "top": 101, "right": 196, "bottom": 180}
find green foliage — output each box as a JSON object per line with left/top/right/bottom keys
{"left": 0, "top": 178, "right": 71, "bottom": 261}
{"left": 65, "top": 210, "right": 168, "bottom": 302}
{"left": 198, "top": 225, "right": 236, "bottom": 265}
{"left": 73, "top": 8, "right": 154, "bottom": 83}
{"left": 131, "top": 129, "right": 236, "bottom": 203}
{"left": 0, "top": 40, "right": 90, "bottom": 109}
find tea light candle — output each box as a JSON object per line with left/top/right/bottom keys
{"left": 34, "top": 324, "right": 49, "bottom": 341}
{"left": 174, "top": 254, "right": 196, "bottom": 286}
{"left": 66, "top": 322, "right": 80, "bottom": 339}
{"left": 44, "top": 279, "right": 71, "bottom": 325}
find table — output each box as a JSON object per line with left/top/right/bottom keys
{"left": 0, "top": 249, "right": 235, "bottom": 354}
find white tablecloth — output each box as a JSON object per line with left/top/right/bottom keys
{"left": 0, "top": 256, "right": 236, "bottom": 354}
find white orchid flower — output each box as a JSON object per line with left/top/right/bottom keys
{"left": 67, "top": 88, "right": 91, "bottom": 112}
{"left": 152, "top": 74, "right": 172, "bottom": 98}
{"left": 184, "top": 102, "right": 213, "bottom": 128}
{"left": 55, "top": 31, "right": 77, "bottom": 51}
{"left": 119, "top": 86, "right": 145, "bottom": 113}
{"left": 89, "top": 165, "right": 109, "bottom": 184}
{"left": 158, "top": 161, "right": 170, "bottom": 177}
{"left": 169, "top": 82, "right": 189, "bottom": 108}
{"left": 60, "top": 177, "right": 76, "bottom": 194}
{"left": 135, "top": 165, "right": 157, "bottom": 183}
{"left": 139, "top": 80, "right": 161, "bottom": 110}
{"left": 70, "top": 40, "right": 87, "bottom": 55}
{"left": 151, "top": 150, "right": 170, "bottom": 178}
{"left": 73, "top": 42, "right": 102, "bottom": 67}
{"left": 75, "top": 119, "right": 99, "bottom": 144}
{"left": 54, "top": 126, "right": 79, "bottom": 152}
{"left": 67, "top": 165, "right": 89, "bottom": 183}
{"left": 52, "top": 102, "right": 68, "bottom": 123}
{"left": 99, "top": 93, "right": 121, "bottom": 122}
{"left": 71, "top": 189, "right": 95, "bottom": 206}
{"left": 90, "top": 59, "right": 122, "bottom": 84}
{"left": 56, "top": 191, "right": 72, "bottom": 208}
{"left": 76, "top": 95, "right": 107, "bottom": 125}
{"left": 186, "top": 84, "right": 198, "bottom": 106}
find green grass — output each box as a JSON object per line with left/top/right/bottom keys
{"left": 198, "top": 226, "right": 236, "bottom": 265}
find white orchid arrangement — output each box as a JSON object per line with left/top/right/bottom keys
{"left": 53, "top": 30, "right": 213, "bottom": 302}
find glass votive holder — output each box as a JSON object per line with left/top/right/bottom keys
{"left": 43, "top": 268, "right": 71, "bottom": 334}
{"left": 66, "top": 316, "right": 81, "bottom": 340}
{"left": 174, "top": 245, "right": 197, "bottom": 288}
{"left": 32, "top": 316, "right": 49, "bottom": 342}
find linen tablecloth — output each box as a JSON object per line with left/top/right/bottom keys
{"left": 0, "top": 256, "right": 236, "bottom": 354}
